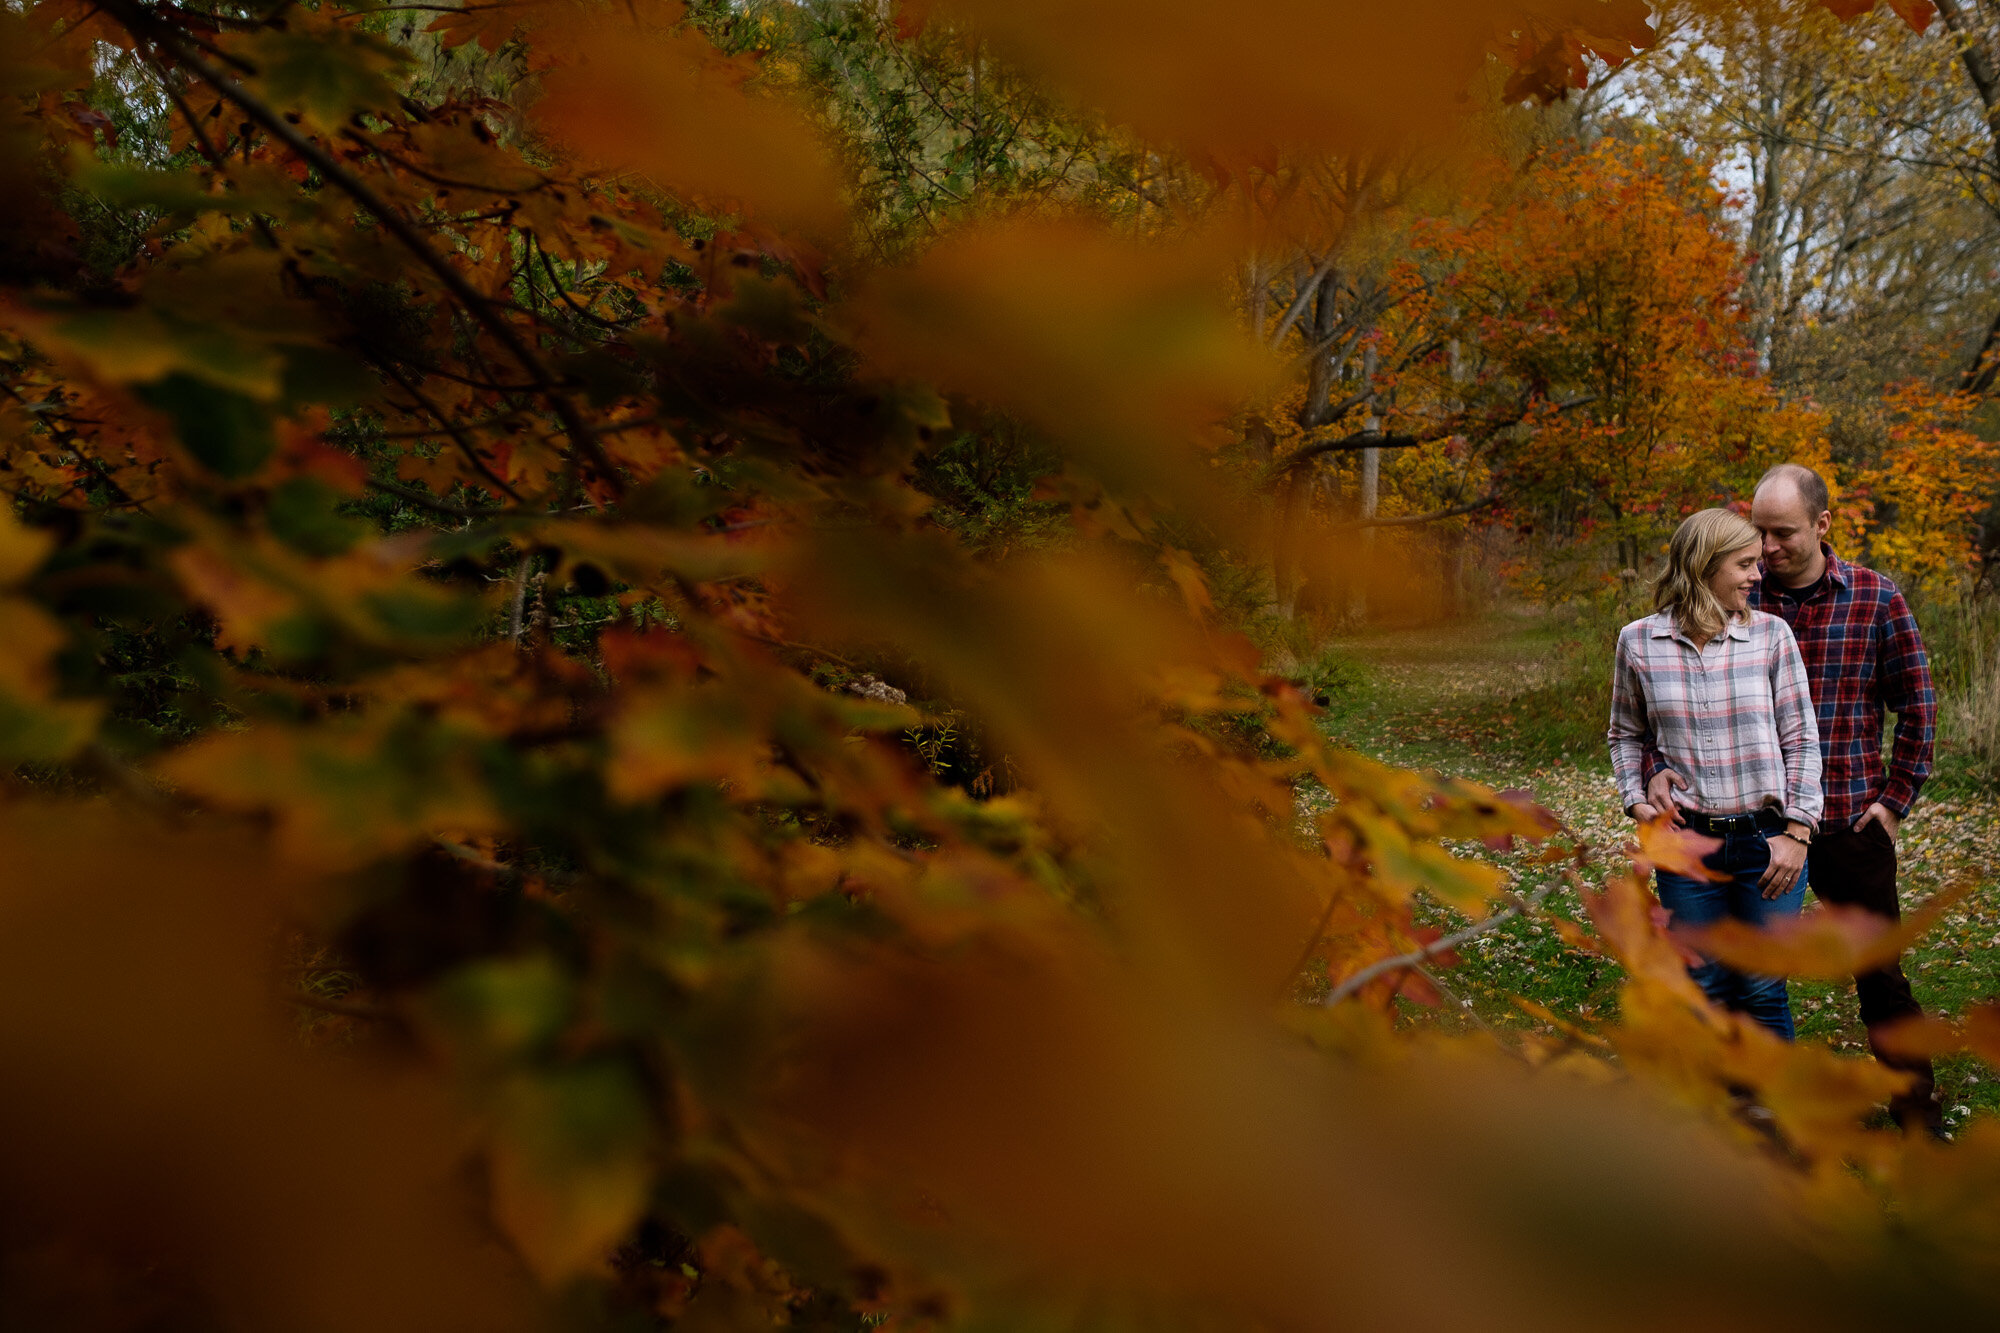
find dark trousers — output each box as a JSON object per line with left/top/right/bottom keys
{"left": 1808, "top": 822, "right": 1937, "bottom": 1119}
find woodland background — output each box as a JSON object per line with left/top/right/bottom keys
{"left": 5, "top": 0, "right": 2000, "bottom": 1330}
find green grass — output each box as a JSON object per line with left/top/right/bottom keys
{"left": 1306, "top": 609, "right": 2000, "bottom": 1136}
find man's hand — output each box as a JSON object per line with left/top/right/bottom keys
{"left": 1760, "top": 826, "right": 1808, "bottom": 898}
{"left": 1853, "top": 802, "right": 1901, "bottom": 842}
{"left": 1644, "top": 769, "right": 1688, "bottom": 826}
{"left": 1630, "top": 802, "right": 1660, "bottom": 823}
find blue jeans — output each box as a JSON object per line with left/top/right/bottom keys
{"left": 1653, "top": 827, "right": 1807, "bottom": 1040}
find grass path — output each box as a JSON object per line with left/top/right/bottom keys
{"left": 1313, "top": 612, "right": 2000, "bottom": 1134}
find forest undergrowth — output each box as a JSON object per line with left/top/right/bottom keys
{"left": 1302, "top": 610, "right": 2000, "bottom": 1136}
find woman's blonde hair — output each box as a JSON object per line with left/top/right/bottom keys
{"left": 1654, "top": 508, "right": 1761, "bottom": 642}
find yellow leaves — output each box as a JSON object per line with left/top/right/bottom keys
{"left": 170, "top": 541, "right": 300, "bottom": 654}
{"left": 1579, "top": 865, "right": 1918, "bottom": 1174}
{"left": 1814, "top": 0, "right": 1936, "bottom": 29}
{"left": 1343, "top": 806, "right": 1508, "bottom": 914}
{"left": 525, "top": 515, "right": 768, "bottom": 590}
{"left": 158, "top": 712, "right": 501, "bottom": 867}
{"left": 488, "top": 1061, "right": 654, "bottom": 1284}
{"left": 230, "top": 25, "right": 408, "bottom": 133}
{"left": 6, "top": 298, "right": 286, "bottom": 401}
{"left": 0, "top": 501, "right": 49, "bottom": 585}
{"left": 1679, "top": 884, "right": 1971, "bottom": 981}
{"left": 170, "top": 520, "right": 493, "bottom": 659}
{"left": 604, "top": 636, "right": 919, "bottom": 811}
{"left": 1158, "top": 547, "right": 1215, "bottom": 622}
{"left": 919, "top": 0, "right": 1641, "bottom": 162}
{"left": 0, "top": 806, "right": 543, "bottom": 1331}
{"left": 532, "top": 3, "right": 844, "bottom": 230}
{"left": 1876, "top": 1002, "right": 2000, "bottom": 1067}
{"left": 424, "top": 3, "right": 522, "bottom": 53}
{"left": 1851, "top": 382, "right": 2000, "bottom": 593}
{"left": 13, "top": 1, "right": 2000, "bottom": 1320}
{"left": 606, "top": 676, "right": 771, "bottom": 803}
{"left": 845, "top": 222, "right": 1278, "bottom": 510}
{"left": 0, "top": 507, "right": 98, "bottom": 760}
{"left": 1634, "top": 813, "right": 1727, "bottom": 881}
{"left": 0, "top": 595, "right": 101, "bottom": 762}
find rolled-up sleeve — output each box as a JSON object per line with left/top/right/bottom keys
{"left": 1770, "top": 623, "right": 1823, "bottom": 827}
{"left": 1607, "top": 628, "right": 1651, "bottom": 816}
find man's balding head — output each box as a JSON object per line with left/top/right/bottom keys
{"left": 1750, "top": 463, "right": 1832, "bottom": 587}
{"left": 1754, "top": 463, "right": 1829, "bottom": 525}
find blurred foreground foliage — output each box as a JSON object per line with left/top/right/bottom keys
{"left": 5, "top": 2, "right": 2000, "bottom": 1331}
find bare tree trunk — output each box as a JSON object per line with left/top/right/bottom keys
{"left": 1271, "top": 475, "right": 1302, "bottom": 619}
{"left": 1935, "top": 0, "right": 2000, "bottom": 389}
{"left": 1351, "top": 344, "right": 1380, "bottom": 622}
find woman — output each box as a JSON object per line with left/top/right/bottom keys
{"left": 1607, "top": 508, "right": 1822, "bottom": 1039}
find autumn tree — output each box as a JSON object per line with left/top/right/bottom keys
{"left": 1429, "top": 136, "right": 1834, "bottom": 582}
{"left": 6, "top": 2, "right": 2000, "bottom": 1332}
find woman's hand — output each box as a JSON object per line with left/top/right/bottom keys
{"left": 1630, "top": 802, "right": 1661, "bottom": 823}
{"left": 1759, "top": 830, "right": 1808, "bottom": 899}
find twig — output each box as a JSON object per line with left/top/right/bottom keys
{"left": 1276, "top": 885, "right": 1345, "bottom": 1000}
{"left": 290, "top": 990, "right": 396, "bottom": 1021}
{"left": 508, "top": 550, "right": 533, "bottom": 646}
{"left": 112, "top": 5, "right": 625, "bottom": 496}
{"left": 366, "top": 475, "right": 495, "bottom": 518}
{"left": 376, "top": 361, "right": 527, "bottom": 504}
{"left": 1413, "top": 962, "right": 1510, "bottom": 1044}
{"left": 1322, "top": 880, "right": 1557, "bottom": 1007}
{"left": 1343, "top": 493, "right": 1499, "bottom": 529}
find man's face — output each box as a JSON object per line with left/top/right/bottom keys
{"left": 1750, "top": 482, "right": 1827, "bottom": 583}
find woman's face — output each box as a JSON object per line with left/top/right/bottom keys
{"left": 1706, "top": 542, "right": 1762, "bottom": 613}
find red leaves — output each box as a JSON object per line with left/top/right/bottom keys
{"left": 64, "top": 104, "right": 118, "bottom": 145}
{"left": 1817, "top": 0, "right": 1936, "bottom": 28}
{"left": 1502, "top": 0, "right": 1659, "bottom": 105}
{"left": 424, "top": 4, "right": 522, "bottom": 52}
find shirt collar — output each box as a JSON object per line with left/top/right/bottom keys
{"left": 1648, "top": 610, "right": 1749, "bottom": 643}
{"left": 1755, "top": 543, "right": 1845, "bottom": 598}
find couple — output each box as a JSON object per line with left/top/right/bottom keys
{"left": 1607, "top": 464, "right": 1941, "bottom": 1134}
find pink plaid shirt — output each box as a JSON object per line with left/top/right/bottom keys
{"left": 1608, "top": 610, "right": 1822, "bottom": 826}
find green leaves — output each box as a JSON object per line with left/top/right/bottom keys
{"left": 138, "top": 373, "right": 277, "bottom": 479}
{"left": 26, "top": 304, "right": 288, "bottom": 401}
{"left": 489, "top": 1061, "right": 654, "bottom": 1284}
{"left": 158, "top": 711, "right": 503, "bottom": 866}
{"left": 0, "top": 504, "right": 50, "bottom": 586}
{"left": 238, "top": 27, "right": 409, "bottom": 131}
{"left": 267, "top": 477, "right": 367, "bottom": 556}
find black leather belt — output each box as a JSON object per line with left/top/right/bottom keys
{"left": 1680, "top": 808, "right": 1786, "bottom": 836}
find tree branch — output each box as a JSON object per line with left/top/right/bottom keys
{"left": 1322, "top": 880, "right": 1557, "bottom": 1007}
{"left": 1345, "top": 492, "right": 1499, "bottom": 528}
{"left": 366, "top": 476, "right": 496, "bottom": 518}
{"left": 1266, "top": 252, "right": 1339, "bottom": 349}
{"left": 114, "top": 5, "right": 625, "bottom": 497}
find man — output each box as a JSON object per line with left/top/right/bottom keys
{"left": 1644, "top": 463, "right": 1941, "bottom": 1135}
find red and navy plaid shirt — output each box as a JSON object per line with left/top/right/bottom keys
{"left": 1648, "top": 544, "right": 1935, "bottom": 827}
